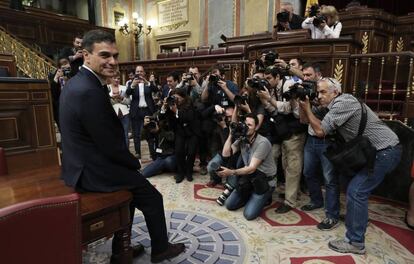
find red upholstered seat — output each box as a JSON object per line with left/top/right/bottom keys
{"left": 210, "top": 47, "right": 227, "bottom": 55}
{"left": 156, "top": 53, "right": 168, "bottom": 59}
{"left": 181, "top": 50, "right": 195, "bottom": 57}
{"left": 195, "top": 49, "right": 210, "bottom": 56}
{"left": 0, "top": 193, "right": 82, "bottom": 264}
{"left": 227, "top": 45, "right": 246, "bottom": 53}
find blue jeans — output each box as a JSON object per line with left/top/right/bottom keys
{"left": 142, "top": 155, "right": 176, "bottom": 178}
{"left": 207, "top": 153, "right": 224, "bottom": 183}
{"left": 303, "top": 136, "right": 339, "bottom": 219}
{"left": 119, "top": 114, "right": 130, "bottom": 148}
{"left": 225, "top": 175, "right": 274, "bottom": 220}
{"left": 345, "top": 144, "right": 402, "bottom": 244}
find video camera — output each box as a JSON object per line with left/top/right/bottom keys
{"left": 247, "top": 78, "right": 269, "bottom": 92}
{"left": 230, "top": 121, "right": 248, "bottom": 141}
{"left": 276, "top": 11, "right": 290, "bottom": 23}
{"left": 282, "top": 81, "right": 317, "bottom": 101}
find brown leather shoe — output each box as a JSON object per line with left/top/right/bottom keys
{"left": 151, "top": 242, "right": 185, "bottom": 263}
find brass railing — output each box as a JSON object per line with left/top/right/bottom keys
{"left": 350, "top": 52, "right": 414, "bottom": 126}
{"left": 0, "top": 26, "right": 56, "bottom": 79}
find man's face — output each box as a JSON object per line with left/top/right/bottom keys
{"left": 73, "top": 38, "right": 83, "bottom": 49}
{"left": 317, "top": 81, "right": 337, "bottom": 107}
{"left": 212, "top": 69, "right": 222, "bottom": 77}
{"left": 83, "top": 41, "right": 119, "bottom": 79}
{"left": 166, "top": 76, "right": 178, "bottom": 89}
{"left": 264, "top": 73, "right": 280, "bottom": 88}
{"left": 135, "top": 66, "right": 145, "bottom": 77}
{"left": 245, "top": 117, "right": 257, "bottom": 136}
{"left": 59, "top": 58, "right": 70, "bottom": 69}
{"left": 128, "top": 72, "right": 134, "bottom": 80}
{"left": 289, "top": 59, "right": 302, "bottom": 71}
{"left": 189, "top": 67, "right": 200, "bottom": 81}
{"left": 303, "top": 67, "right": 319, "bottom": 81}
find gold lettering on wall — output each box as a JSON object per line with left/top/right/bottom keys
{"left": 158, "top": 0, "right": 189, "bottom": 31}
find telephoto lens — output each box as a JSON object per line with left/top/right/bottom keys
{"left": 216, "top": 183, "right": 235, "bottom": 206}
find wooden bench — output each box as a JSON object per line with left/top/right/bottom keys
{"left": 0, "top": 166, "right": 134, "bottom": 263}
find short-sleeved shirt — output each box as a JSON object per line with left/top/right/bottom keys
{"left": 232, "top": 134, "right": 277, "bottom": 177}
{"left": 320, "top": 93, "right": 399, "bottom": 150}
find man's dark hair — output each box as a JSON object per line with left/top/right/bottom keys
{"left": 212, "top": 67, "right": 226, "bottom": 76}
{"left": 291, "top": 58, "right": 304, "bottom": 66}
{"left": 264, "top": 66, "right": 283, "bottom": 78}
{"left": 245, "top": 113, "right": 259, "bottom": 126}
{"left": 82, "top": 30, "right": 115, "bottom": 52}
{"left": 302, "top": 62, "right": 321, "bottom": 73}
{"left": 74, "top": 34, "right": 83, "bottom": 40}
{"left": 167, "top": 71, "right": 180, "bottom": 82}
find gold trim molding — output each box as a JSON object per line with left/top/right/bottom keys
{"left": 334, "top": 59, "right": 344, "bottom": 84}
{"left": 361, "top": 32, "right": 369, "bottom": 54}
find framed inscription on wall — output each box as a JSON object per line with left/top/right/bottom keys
{"left": 158, "top": 0, "right": 189, "bottom": 31}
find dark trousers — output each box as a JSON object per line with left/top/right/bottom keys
{"left": 127, "top": 179, "right": 169, "bottom": 255}
{"left": 175, "top": 134, "right": 198, "bottom": 178}
{"left": 131, "top": 107, "right": 156, "bottom": 158}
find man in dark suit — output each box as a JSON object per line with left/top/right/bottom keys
{"left": 60, "top": 34, "right": 84, "bottom": 76}
{"left": 59, "top": 29, "right": 185, "bottom": 263}
{"left": 126, "top": 65, "right": 158, "bottom": 160}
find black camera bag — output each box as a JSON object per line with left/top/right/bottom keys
{"left": 251, "top": 170, "right": 270, "bottom": 195}
{"left": 324, "top": 101, "right": 376, "bottom": 178}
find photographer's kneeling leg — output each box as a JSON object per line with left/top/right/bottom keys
{"left": 243, "top": 171, "right": 274, "bottom": 220}
{"left": 224, "top": 175, "right": 250, "bottom": 211}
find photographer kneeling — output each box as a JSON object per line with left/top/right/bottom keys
{"left": 217, "top": 113, "right": 277, "bottom": 220}
{"left": 141, "top": 115, "right": 176, "bottom": 178}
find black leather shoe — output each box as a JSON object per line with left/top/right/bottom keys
{"left": 151, "top": 242, "right": 185, "bottom": 263}
{"left": 186, "top": 175, "right": 193, "bottom": 182}
{"left": 132, "top": 244, "right": 145, "bottom": 257}
{"left": 175, "top": 176, "right": 184, "bottom": 183}
{"left": 301, "top": 203, "right": 323, "bottom": 211}
{"left": 275, "top": 204, "right": 292, "bottom": 214}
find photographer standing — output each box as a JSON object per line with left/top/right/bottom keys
{"left": 60, "top": 34, "right": 84, "bottom": 76}
{"left": 275, "top": 2, "right": 304, "bottom": 31}
{"left": 217, "top": 113, "right": 277, "bottom": 220}
{"left": 109, "top": 71, "right": 131, "bottom": 147}
{"left": 48, "top": 56, "right": 72, "bottom": 129}
{"left": 161, "top": 89, "right": 200, "bottom": 183}
{"left": 300, "top": 78, "right": 401, "bottom": 254}
{"left": 302, "top": 5, "right": 342, "bottom": 39}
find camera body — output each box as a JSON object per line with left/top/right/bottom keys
{"left": 282, "top": 81, "right": 317, "bottom": 101}
{"left": 216, "top": 182, "right": 235, "bottom": 206}
{"left": 309, "top": 4, "right": 320, "bottom": 17}
{"left": 276, "top": 11, "right": 290, "bottom": 23}
{"left": 234, "top": 94, "right": 249, "bottom": 106}
{"left": 208, "top": 74, "right": 221, "bottom": 86}
{"left": 62, "top": 68, "right": 71, "bottom": 77}
{"left": 254, "top": 52, "right": 279, "bottom": 71}
{"left": 144, "top": 116, "right": 158, "bottom": 130}
{"left": 313, "top": 15, "right": 327, "bottom": 27}
{"left": 184, "top": 72, "right": 195, "bottom": 81}
{"left": 230, "top": 121, "right": 248, "bottom": 140}
{"left": 166, "top": 95, "right": 176, "bottom": 106}
{"left": 247, "top": 78, "right": 269, "bottom": 92}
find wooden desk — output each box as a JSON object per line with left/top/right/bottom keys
{"left": 0, "top": 166, "right": 133, "bottom": 263}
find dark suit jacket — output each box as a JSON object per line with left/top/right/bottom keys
{"left": 126, "top": 81, "right": 157, "bottom": 118}
{"left": 59, "top": 67, "right": 141, "bottom": 192}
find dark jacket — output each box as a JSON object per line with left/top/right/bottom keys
{"left": 126, "top": 81, "right": 157, "bottom": 117}
{"left": 59, "top": 67, "right": 141, "bottom": 192}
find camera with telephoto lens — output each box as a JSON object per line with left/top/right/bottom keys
{"left": 254, "top": 52, "right": 279, "bottom": 71}
{"left": 282, "top": 81, "right": 317, "bottom": 101}
{"left": 313, "top": 15, "right": 327, "bottom": 27}
{"left": 166, "top": 95, "right": 176, "bottom": 106}
{"left": 309, "top": 4, "right": 320, "bottom": 17}
{"left": 208, "top": 74, "right": 221, "bottom": 86}
{"left": 233, "top": 94, "right": 249, "bottom": 106}
{"left": 216, "top": 182, "right": 235, "bottom": 206}
{"left": 276, "top": 11, "right": 290, "bottom": 23}
{"left": 230, "top": 121, "right": 248, "bottom": 141}
{"left": 247, "top": 78, "right": 269, "bottom": 92}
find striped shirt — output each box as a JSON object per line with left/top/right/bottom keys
{"left": 320, "top": 93, "right": 399, "bottom": 150}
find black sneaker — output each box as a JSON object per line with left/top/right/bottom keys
{"left": 274, "top": 204, "right": 292, "bottom": 214}
{"left": 301, "top": 203, "right": 323, "bottom": 211}
{"left": 317, "top": 218, "right": 340, "bottom": 231}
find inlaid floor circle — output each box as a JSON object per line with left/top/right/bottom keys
{"left": 132, "top": 210, "right": 246, "bottom": 264}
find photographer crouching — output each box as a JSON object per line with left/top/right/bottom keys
{"left": 141, "top": 115, "right": 177, "bottom": 178}
{"left": 217, "top": 113, "right": 277, "bottom": 220}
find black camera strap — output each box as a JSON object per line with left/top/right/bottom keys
{"left": 357, "top": 100, "right": 368, "bottom": 137}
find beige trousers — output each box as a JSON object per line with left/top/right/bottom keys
{"left": 272, "top": 133, "right": 306, "bottom": 207}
